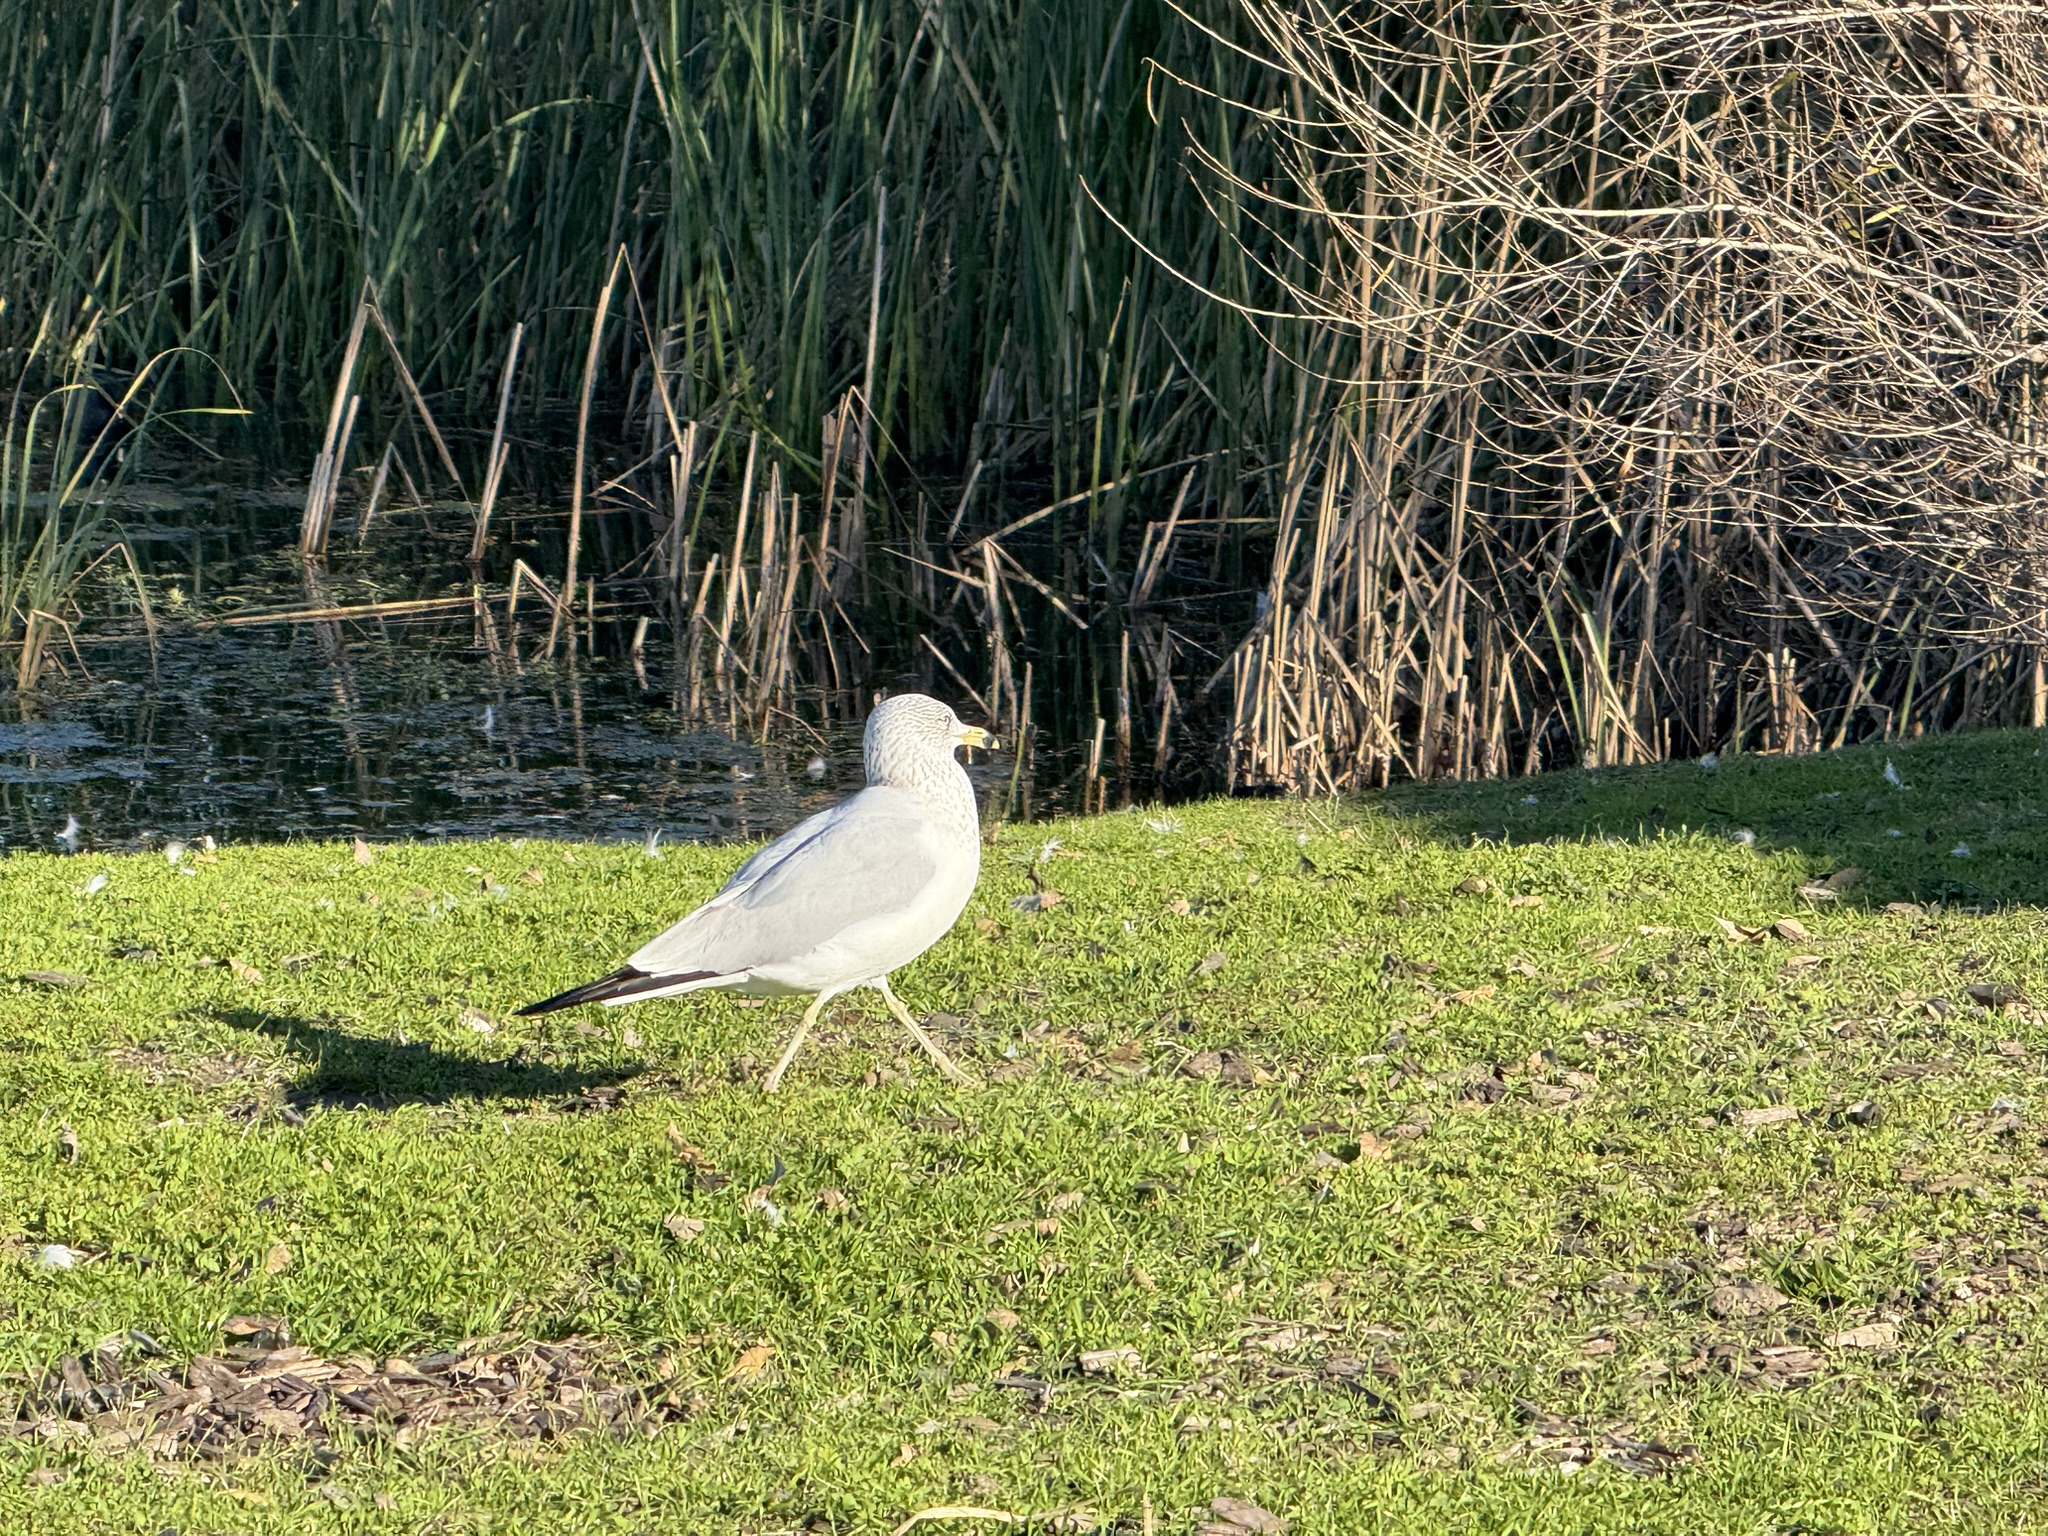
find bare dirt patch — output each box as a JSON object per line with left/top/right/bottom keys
{"left": 111, "top": 1044, "right": 286, "bottom": 1094}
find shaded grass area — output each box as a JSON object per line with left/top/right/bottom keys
{"left": 3, "top": 729, "right": 2048, "bottom": 1532}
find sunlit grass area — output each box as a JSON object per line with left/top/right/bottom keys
{"left": 5, "top": 730, "right": 2048, "bottom": 1532}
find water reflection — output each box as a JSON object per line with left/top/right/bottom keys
{"left": 0, "top": 623, "right": 1021, "bottom": 853}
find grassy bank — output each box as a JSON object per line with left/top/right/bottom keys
{"left": 5, "top": 729, "right": 2048, "bottom": 1532}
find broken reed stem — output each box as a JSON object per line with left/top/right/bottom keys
{"left": 553, "top": 248, "right": 626, "bottom": 657}
{"left": 470, "top": 321, "right": 525, "bottom": 566}
{"left": 1116, "top": 628, "right": 1132, "bottom": 807}
{"left": 355, "top": 442, "right": 395, "bottom": 546}
{"left": 716, "top": 432, "right": 758, "bottom": 685}
{"left": 1085, "top": 715, "right": 1106, "bottom": 815}
{"left": 844, "top": 179, "right": 886, "bottom": 605}
{"left": 311, "top": 393, "right": 360, "bottom": 556}
{"left": 669, "top": 420, "right": 699, "bottom": 612}
{"left": 365, "top": 296, "right": 467, "bottom": 498}
{"left": 685, "top": 553, "right": 720, "bottom": 716}
{"left": 205, "top": 594, "right": 498, "bottom": 628}
{"left": 919, "top": 632, "right": 991, "bottom": 718}
{"left": 301, "top": 286, "right": 369, "bottom": 555}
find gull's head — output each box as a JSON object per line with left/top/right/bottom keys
{"left": 864, "top": 693, "right": 998, "bottom": 787}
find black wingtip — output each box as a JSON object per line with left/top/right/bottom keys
{"left": 515, "top": 966, "right": 652, "bottom": 1016}
{"left": 515, "top": 965, "right": 717, "bottom": 1016}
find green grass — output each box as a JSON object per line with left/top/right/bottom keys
{"left": 5, "top": 728, "right": 2048, "bottom": 1533}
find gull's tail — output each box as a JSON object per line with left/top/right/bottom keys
{"left": 515, "top": 965, "right": 723, "bottom": 1016}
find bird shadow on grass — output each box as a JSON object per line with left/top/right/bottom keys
{"left": 218, "top": 1008, "right": 644, "bottom": 1112}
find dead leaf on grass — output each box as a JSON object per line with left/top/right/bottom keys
{"left": 1823, "top": 1321, "right": 1898, "bottom": 1350}
{"left": 1739, "top": 1105, "right": 1800, "bottom": 1130}
{"left": 1902, "top": 1165, "right": 1980, "bottom": 1197}
{"left": 1098, "top": 1039, "right": 1144, "bottom": 1073}
{"left": 1772, "top": 917, "right": 1813, "bottom": 942}
{"left": 724, "top": 1339, "right": 776, "bottom": 1385}
{"left": 1218, "top": 1053, "right": 1263, "bottom": 1086}
{"left": 222, "top": 1315, "right": 289, "bottom": 1345}
{"left": 20, "top": 970, "right": 91, "bottom": 989}
{"left": 1204, "top": 1496, "right": 1288, "bottom": 1535}
{"left": 1172, "top": 1047, "right": 1265, "bottom": 1085}
{"left": 1009, "top": 890, "right": 1062, "bottom": 913}
{"left": 350, "top": 837, "right": 375, "bottom": 866}
{"left": 1194, "top": 950, "right": 1227, "bottom": 977}
{"left": 1713, "top": 918, "right": 1766, "bottom": 944}
{"left": 229, "top": 958, "right": 262, "bottom": 983}
{"left": 1077, "top": 1345, "right": 1141, "bottom": 1377}
{"left": 263, "top": 1241, "right": 292, "bottom": 1276}
{"left": 664, "top": 1126, "right": 729, "bottom": 1190}
{"left": 1707, "top": 1279, "right": 1790, "bottom": 1318}
{"left": 1047, "top": 1190, "right": 1085, "bottom": 1213}
{"left": 664, "top": 1215, "right": 707, "bottom": 1244}
{"left": 1509, "top": 894, "right": 1544, "bottom": 908}
{"left": 983, "top": 1218, "right": 1061, "bottom": 1243}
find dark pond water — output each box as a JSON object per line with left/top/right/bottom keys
{"left": 0, "top": 475, "right": 1099, "bottom": 856}
{"left": 0, "top": 624, "right": 1031, "bottom": 857}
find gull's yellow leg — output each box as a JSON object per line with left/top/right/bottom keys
{"left": 763, "top": 989, "right": 835, "bottom": 1094}
{"left": 876, "top": 977, "right": 976, "bottom": 1087}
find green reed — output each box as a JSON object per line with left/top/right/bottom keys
{"left": 0, "top": 1, "right": 1286, "bottom": 501}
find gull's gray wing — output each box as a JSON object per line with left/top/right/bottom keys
{"left": 626, "top": 786, "right": 940, "bottom": 978}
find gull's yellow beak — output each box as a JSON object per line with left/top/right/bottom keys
{"left": 957, "top": 724, "right": 997, "bottom": 751}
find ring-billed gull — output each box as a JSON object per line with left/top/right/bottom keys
{"left": 518, "top": 694, "right": 994, "bottom": 1091}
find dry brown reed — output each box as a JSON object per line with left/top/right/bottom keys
{"left": 1174, "top": 0, "right": 2048, "bottom": 793}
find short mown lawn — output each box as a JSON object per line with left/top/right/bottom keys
{"left": 5, "top": 730, "right": 2047, "bottom": 1533}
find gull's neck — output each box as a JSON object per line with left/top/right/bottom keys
{"left": 867, "top": 748, "right": 978, "bottom": 839}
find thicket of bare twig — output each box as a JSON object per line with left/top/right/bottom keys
{"left": 1194, "top": 1, "right": 2048, "bottom": 791}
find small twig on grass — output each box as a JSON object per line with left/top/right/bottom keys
{"left": 890, "top": 1508, "right": 1025, "bottom": 1536}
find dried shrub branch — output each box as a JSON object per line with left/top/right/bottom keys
{"left": 1184, "top": 1, "right": 2048, "bottom": 789}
